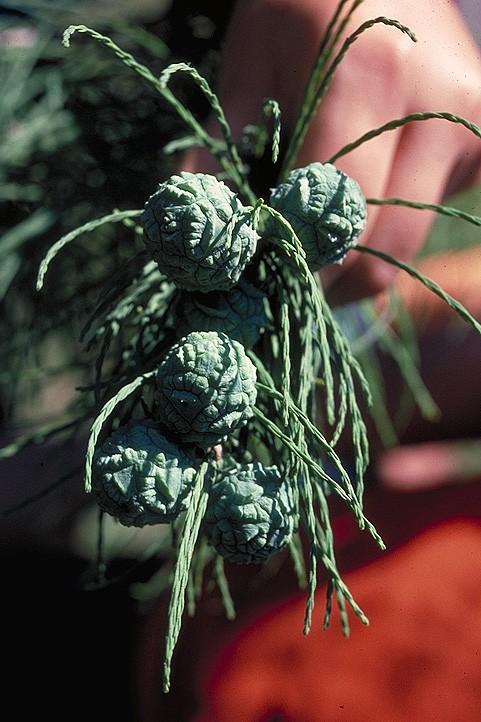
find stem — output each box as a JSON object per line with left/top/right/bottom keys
{"left": 330, "top": 112, "right": 481, "bottom": 164}
{"left": 159, "top": 63, "right": 256, "bottom": 203}
{"left": 253, "top": 407, "right": 385, "bottom": 550}
{"left": 62, "top": 26, "right": 254, "bottom": 201}
{"left": 36, "top": 209, "right": 141, "bottom": 290}
{"left": 282, "top": 0, "right": 366, "bottom": 178}
{"left": 282, "top": 13, "right": 415, "bottom": 176}
{"left": 355, "top": 245, "right": 481, "bottom": 335}
{"left": 163, "top": 461, "right": 210, "bottom": 692}
{"left": 367, "top": 197, "right": 481, "bottom": 228}
{"left": 85, "top": 371, "right": 156, "bottom": 492}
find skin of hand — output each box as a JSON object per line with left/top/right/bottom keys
{"left": 375, "top": 247, "right": 481, "bottom": 492}
{"left": 184, "top": 0, "right": 481, "bottom": 491}
{"left": 183, "top": 0, "right": 481, "bottom": 305}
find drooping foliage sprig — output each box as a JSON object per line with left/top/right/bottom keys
{"left": 7, "top": 0, "right": 481, "bottom": 694}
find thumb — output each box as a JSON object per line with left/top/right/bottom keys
{"left": 182, "top": 0, "right": 277, "bottom": 175}
{"left": 376, "top": 439, "right": 481, "bottom": 492}
{"left": 182, "top": 0, "right": 325, "bottom": 175}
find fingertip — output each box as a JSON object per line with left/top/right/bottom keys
{"left": 376, "top": 442, "right": 465, "bottom": 492}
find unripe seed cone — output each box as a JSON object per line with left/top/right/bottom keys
{"left": 270, "top": 162, "right": 367, "bottom": 270}
{"left": 141, "top": 172, "right": 259, "bottom": 292}
{"left": 205, "top": 462, "right": 296, "bottom": 564}
{"left": 156, "top": 331, "right": 257, "bottom": 448}
{"left": 92, "top": 420, "right": 199, "bottom": 527}
{"left": 176, "top": 280, "right": 267, "bottom": 349}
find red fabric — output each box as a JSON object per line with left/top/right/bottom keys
{"left": 196, "top": 520, "right": 481, "bottom": 722}
{"left": 136, "top": 483, "right": 481, "bottom": 722}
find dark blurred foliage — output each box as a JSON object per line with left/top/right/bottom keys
{"left": 0, "top": 0, "right": 235, "bottom": 429}
{"left": 1, "top": 4, "right": 234, "bottom": 721}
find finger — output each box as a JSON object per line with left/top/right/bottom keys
{"left": 392, "top": 246, "right": 481, "bottom": 329}
{"left": 182, "top": 0, "right": 313, "bottom": 175}
{"left": 296, "top": 62, "right": 407, "bottom": 278}
{"left": 377, "top": 439, "right": 481, "bottom": 492}
{"left": 184, "top": 0, "right": 410, "bottom": 190}
{"left": 324, "top": 119, "right": 464, "bottom": 304}
{"left": 294, "top": 26, "right": 411, "bottom": 196}
{"left": 273, "top": 3, "right": 414, "bottom": 231}
{"left": 182, "top": 0, "right": 276, "bottom": 175}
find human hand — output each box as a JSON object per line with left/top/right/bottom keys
{"left": 184, "top": 0, "right": 481, "bottom": 304}
{"left": 376, "top": 246, "right": 481, "bottom": 491}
